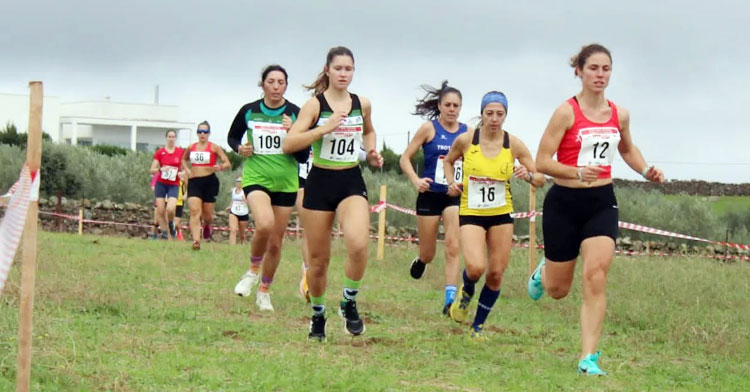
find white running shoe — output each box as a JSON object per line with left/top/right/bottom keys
{"left": 256, "top": 291, "right": 274, "bottom": 312}
{"left": 234, "top": 271, "right": 258, "bottom": 297}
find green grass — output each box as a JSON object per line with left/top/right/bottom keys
{"left": 1, "top": 232, "right": 749, "bottom": 391}
{"left": 665, "top": 194, "right": 750, "bottom": 215}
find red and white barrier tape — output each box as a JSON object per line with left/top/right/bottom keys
{"left": 1, "top": 164, "right": 40, "bottom": 295}
{"left": 29, "top": 199, "right": 750, "bottom": 255}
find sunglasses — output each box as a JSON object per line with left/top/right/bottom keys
{"left": 197, "top": 129, "right": 210, "bottom": 134}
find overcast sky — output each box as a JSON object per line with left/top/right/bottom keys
{"left": 2, "top": 0, "right": 748, "bottom": 183}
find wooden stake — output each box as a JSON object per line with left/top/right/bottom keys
{"left": 17, "top": 81, "right": 43, "bottom": 392}
{"left": 376, "top": 185, "right": 387, "bottom": 261}
{"left": 78, "top": 208, "right": 83, "bottom": 235}
{"left": 528, "top": 184, "right": 537, "bottom": 276}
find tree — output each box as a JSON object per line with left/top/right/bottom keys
{"left": 0, "top": 121, "right": 51, "bottom": 147}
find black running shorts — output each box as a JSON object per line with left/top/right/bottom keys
{"left": 542, "top": 183, "right": 619, "bottom": 262}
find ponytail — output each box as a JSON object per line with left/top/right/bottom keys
{"left": 304, "top": 46, "right": 354, "bottom": 95}
{"left": 413, "top": 81, "right": 462, "bottom": 120}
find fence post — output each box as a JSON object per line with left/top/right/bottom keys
{"left": 376, "top": 185, "right": 387, "bottom": 261}
{"left": 17, "top": 81, "right": 43, "bottom": 392}
{"left": 528, "top": 184, "right": 537, "bottom": 276}
{"left": 78, "top": 208, "right": 83, "bottom": 235}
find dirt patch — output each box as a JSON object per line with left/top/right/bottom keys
{"left": 222, "top": 330, "right": 242, "bottom": 341}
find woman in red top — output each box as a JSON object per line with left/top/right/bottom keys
{"left": 149, "top": 129, "right": 184, "bottom": 239}
{"left": 529, "top": 44, "right": 664, "bottom": 376}
{"left": 181, "top": 121, "right": 231, "bottom": 250}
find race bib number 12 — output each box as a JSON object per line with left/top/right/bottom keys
{"left": 577, "top": 127, "right": 621, "bottom": 167}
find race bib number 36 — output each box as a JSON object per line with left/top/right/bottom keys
{"left": 250, "top": 121, "right": 286, "bottom": 155}
{"left": 577, "top": 127, "right": 621, "bottom": 167}
{"left": 190, "top": 151, "right": 211, "bottom": 165}
{"left": 467, "top": 176, "right": 505, "bottom": 209}
{"left": 434, "top": 156, "right": 462, "bottom": 186}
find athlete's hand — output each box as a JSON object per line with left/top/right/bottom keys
{"left": 367, "top": 149, "right": 384, "bottom": 168}
{"left": 178, "top": 171, "right": 187, "bottom": 182}
{"left": 513, "top": 164, "right": 530, "bottom": 181}
{"left": 578, "top": 166, "right": 604, "bottom": 183}
{"left": 282, "top": 114, "right": 293, "bottom": 130}
{"left": 322, "top": 110, "right": 348, "bottom": 134}
{"left": 184, "top": 168, "right": 193, "bottom": 179}
{"left": 413, "top": 177, "right": 432, "bottom": 193}
{"left": 447, "top": 181, "right": 463, "bottom": 197}
{"left": 238, "top": 143, "right": 254, "bottom": 157}
{"left": 643, "top": 166, "right": 665, "bottom": 183}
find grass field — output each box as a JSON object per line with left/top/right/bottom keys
{"left": 1, "top": 233, "right": 749, "bottom": 391}
{"left": 664, "top": 194, "right": 750, "bottom": 215}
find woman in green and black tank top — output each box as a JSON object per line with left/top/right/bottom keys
{"left": 283, "top": 46, "right": 384, "bottom": 342}
{"left": 227, "top": 65, "right": 308, "bottom": 312}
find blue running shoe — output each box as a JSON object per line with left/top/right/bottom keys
{"left": 527, "top": 259, "right": 546, "bottom": 301}
{"left": 578, "top": 352, "right": 607, "bottom": 376}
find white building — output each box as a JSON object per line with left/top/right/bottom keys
{"left": 0, "top": 92, "right": 195, "bottom": 152}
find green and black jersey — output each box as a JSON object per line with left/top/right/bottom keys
{"left": 227, "top": 99, "right": 301, "bottom": 193}
{"left": 312, "top": 93, "right": 364, "bottom": 167}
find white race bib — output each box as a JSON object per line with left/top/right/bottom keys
{"left": 576, "top": 127, "right": 621, "bottom": 167}
{"left": 250, "top": 121, "right": 286, "bottom": 155}
{"left": 190, "top": 151, "right": 211, "bottom": 165}
{"left": 160, "top": 166, "right": 178, "bottom": 181}
{"left": 320, "top": 129, "right": 362, "bottom": 162}
{"left": 298, "top": 152, "right": 313, "bottom": 179}
{"left": 230, "top": 200, "right": 249, "bottom": 216}
{"left": 467, "top": 176, "right": 506, "bottom": 209}
{"left": 434, "top": 156, "right": 462, "bottom": 186}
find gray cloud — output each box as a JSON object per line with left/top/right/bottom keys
{"left": 2, "top": 0, "right": 748, "bottom": 182}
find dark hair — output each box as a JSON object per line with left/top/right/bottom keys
{"left": 197, "top": 121, "right": 210, "bottom": 131}
{"left": 259, "top": 64, "right": 288, "bottom": 86}
{"left": 304, "top": 46, "right": 355, "bottom": 95}
{"left": 570, "top": 43, "right": 612, "bottom": 76}
{"left": 413, "top": 81, "right": 462, "bottom": 120}
{"left": 165, "top": 129, "right": 177, "bottom": 137}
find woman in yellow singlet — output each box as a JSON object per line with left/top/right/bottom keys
{"left": 443, "top": 91, "right": 545, "bottom": 339}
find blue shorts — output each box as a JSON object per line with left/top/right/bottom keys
{"left": 154, "top": 182, "right": 179, "bottom": 199}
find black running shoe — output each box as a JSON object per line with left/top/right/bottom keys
{"left": 308, "top": 314, "right": 326, "bottom": 342}
{"left": 338, "top": 300, "right": 365, "bottom": 336}
{"left": 442, "top": 303, "right": 451, "bottom": 316}
{"left": 410, "top": 257, "right": 426, "bottom": 279}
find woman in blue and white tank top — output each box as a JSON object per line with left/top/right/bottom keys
{"left": 399, "top": 81, "right": 470, "bottom": 315}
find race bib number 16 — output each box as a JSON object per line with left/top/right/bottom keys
{"left": 467, "top": 176, "right": 505, "bottom": 209}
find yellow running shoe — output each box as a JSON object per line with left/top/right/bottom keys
{"left": 468, "top": 325, "right": 488, "bottom": 342}
{"left": 449, "top": 284, "right": 472, "bottom": 323}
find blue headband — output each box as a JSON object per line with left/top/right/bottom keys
{"left": 480, "top": 91, "right": 508, "bottom": 112}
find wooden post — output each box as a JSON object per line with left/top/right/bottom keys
{"left": 376, "top": 185, "right": 387, "bottom": 261}
{"left": 528, "top": 184, "right": 537, "bottom": 276}
{"left": 78, "top": 208, "right": 83, "bottom": 235}
{"left": 17, "top": 81, "right": 43, "bottom": 392}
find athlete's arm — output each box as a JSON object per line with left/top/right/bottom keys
{"left": 617, "top": 106, "right": 665, "bottom": 183}
{"left": 444, "top": 131, "right": 470, "bottom": 196}
{"left": 510, "top": 134, "right": 545, "bottom": 187}
{"left": 213, "top": 144, "right": 231, "bottom": 171}
{"left": 149, "top": 159, "right": 160, "bottom": 175}
{"left": 227, "top": 104, "right": 251, "bottom": 153}
{"left": 399, "top": 122, "right": 433, "bottom": 192}
{"left": 282, "top": 98, "right": 343, "bottom": 153}
{"left": 181, "top": 145, "right": 193, "bottom": 177}
{"left": 361, "top": 97, "right": 383, "bottom": 168}
{"left": 536, "top": 103, "right": 602, "bottom": 181}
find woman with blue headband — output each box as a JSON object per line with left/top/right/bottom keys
{"left": 529, "top": 44, "right": 664, "bottom": 375}
{"left": 443, "top": 91, "right": 545, "bottom": 339}
{"left": 399, "top": 81, "right": 468, "bottom": 316}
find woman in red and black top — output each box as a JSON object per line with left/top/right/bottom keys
{"left": 529, "top": 44, "right": 664, "bottom": 375}
{"left": 149, "top": 129, "right": 184, "bottom": 239}
{"left": 181, "top": 121, "right": 231, "bottom": 250}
